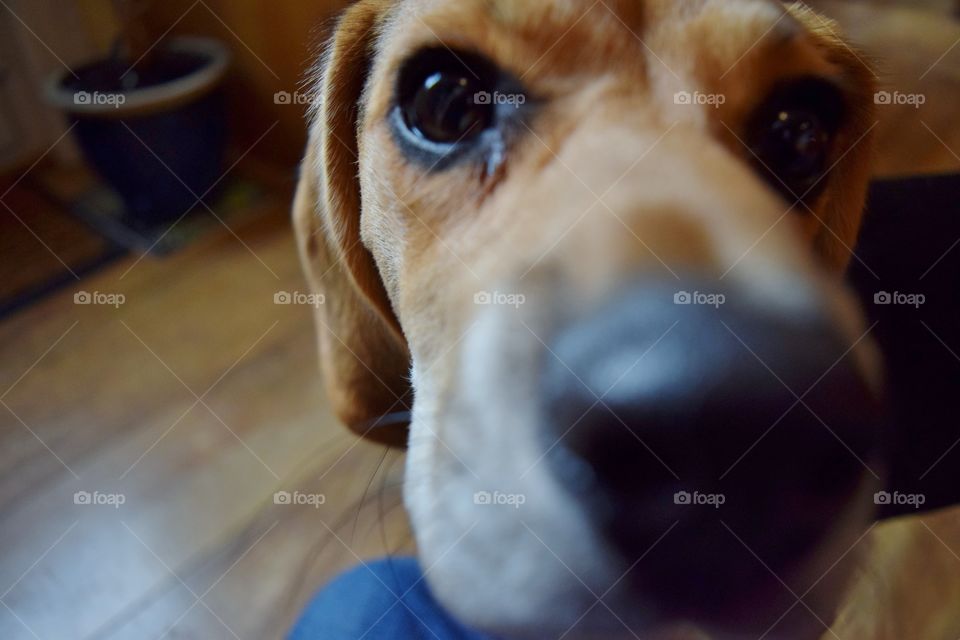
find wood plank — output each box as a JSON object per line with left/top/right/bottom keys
{"left": 0, "top": 204, "right": 412, "bottom": 640}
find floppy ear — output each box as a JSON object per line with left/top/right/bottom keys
{"left": 786, "top": 3, "right": 877, "bottom": 272}
{"left": 293, "top": 0, "right": 411, "bottom": 447}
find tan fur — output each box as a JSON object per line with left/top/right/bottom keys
{"left": 294, "top": 0, "right": 960, "bottom": 637}
{"left": 293, "top": 0, "right": 411, "bottom": 445}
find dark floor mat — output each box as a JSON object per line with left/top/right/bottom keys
{"left": 0, "top": 165, "right": 271, "bottom": 317}
{"left": 0, "top": 179, "right": 122, "bottom": 314}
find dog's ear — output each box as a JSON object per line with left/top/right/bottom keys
{"left": 293, "top": 0, "right": 411, "bottom": 447}
{"left": 786, "top": 3, "right": 877, "bottom": 272}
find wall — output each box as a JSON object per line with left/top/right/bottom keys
{"left": 139, "top": 0, "right": 351, "bottom": 168}
{"left": 0, "top": 0, "right": 100, "bottom": 171}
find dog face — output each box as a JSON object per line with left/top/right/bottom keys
{"left": 295, "top": 1, "right": 881, "bottom": 637}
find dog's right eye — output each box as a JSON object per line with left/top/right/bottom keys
{"left": 393, "top": 48, "right": 511, "bottom": 164}
{"left": 399, "top": 62, "right": 493, "bottom": 144}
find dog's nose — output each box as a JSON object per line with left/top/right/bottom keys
{"left": 541, "top": 281, "right": 883, "bottom": 618}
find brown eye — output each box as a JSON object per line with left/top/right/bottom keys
{"left": 748, "top": 77, "right": 846, "bottom": 204}
{"left": 402, "top": 68, "right": 493, "bottom": 144}
{"left": 754, "top": 109, "right": 831, "bottom": 198}
{"left": 395, "top": 48, "right": 500, "bottom": 151}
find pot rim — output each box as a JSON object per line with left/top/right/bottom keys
{"left": 45, "top": 36, "right": 231, "bottom": 117}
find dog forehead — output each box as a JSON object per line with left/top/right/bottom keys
{"left": 391, "top": 0, "right": 790, "bottom": 30}
{"left": 383, "top": 0, "right": 796, "bottom": 77}
{"left": 398, "top": 0, "right": 781, "bottom": 26}
{"left": 474, "top": 0, "right": 645, "bottom": 28}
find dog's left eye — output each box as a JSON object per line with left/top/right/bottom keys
{"left": 748, "top": 78, "right": 846, "bottom": 203}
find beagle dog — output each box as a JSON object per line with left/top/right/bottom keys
{"left": 293, "top": 1, "right": 958, "bottom": 638}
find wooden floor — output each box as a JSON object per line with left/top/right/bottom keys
{"left": 0, "top": 178, "right": 115, "bottom": 309}
{"left": 0, "top": 198, "right": 413, "bottom": 640}
{"left": 0, "top": 2, "right": 958, "bottom": 639}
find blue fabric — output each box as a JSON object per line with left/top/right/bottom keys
{"left": 289, "top": 557, "right": 496, "bottom": 640}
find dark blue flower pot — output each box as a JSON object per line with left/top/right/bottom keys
{"left": 47, "top": 37, "right": 230, "bottom": 226}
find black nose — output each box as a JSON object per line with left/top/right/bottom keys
{"left": 540, "top": 281, "right": 883, "bottom": 621}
